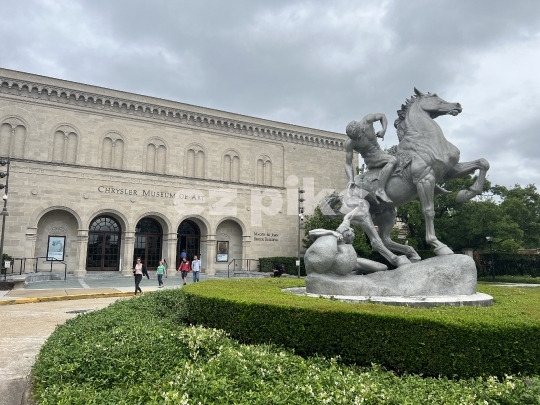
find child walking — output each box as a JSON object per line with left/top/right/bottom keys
{"left": 156, "top": 260, "right": 165, "bottom": 288}
{"left": 191, "top": 255, "right": 201, "bottom": 282}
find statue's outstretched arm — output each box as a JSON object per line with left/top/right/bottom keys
{"left": 374, "top": 113, "right": 388, "bottom": 139}
{"left": 309, "top": 229, "right": 342, "bottom": 241}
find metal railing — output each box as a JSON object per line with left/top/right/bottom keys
{"left": 227, "top": 259, "right": 260, "bottom": 278}
{"left": 2, "top": 256, "right": 68, "bottom": 281}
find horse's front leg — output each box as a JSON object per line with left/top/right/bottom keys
{"left": 350, "top": 211, "right": 411, "bottom": 268}
{"left": 417, "top": 171, "right": 453, "bottom": 255}
{"left": 372, "top": 208, "right": 421, "bottom": 262}
{"left": 444, "top": 159, "right": 490, "bottom": 203}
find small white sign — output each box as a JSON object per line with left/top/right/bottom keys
{"left": 296, "top": 260, "right": 300, "bottom": 266}
{"left": 4, "top": 260, "right": 10, "bottom": 268}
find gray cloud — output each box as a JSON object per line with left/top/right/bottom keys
{"left": 1, "top": 0, "right": 540, "bottom": 187}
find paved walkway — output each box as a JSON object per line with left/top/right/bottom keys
{"left": 0, "top": 297, "right": 123, "bottom": 405}
{"left": 0, "top": 271, "right": 256, "bottom": 305}
{"left": 0, "top": 271, "right": 267, "bottom": 404}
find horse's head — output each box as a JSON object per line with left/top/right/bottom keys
{"left": 413, "top": 87, "right": 462, "bottom": 118}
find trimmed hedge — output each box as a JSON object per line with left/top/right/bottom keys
{"left": 184, "top": 279, "right": 540, "bottom": 378}
{"left": 476, "top": 252, "right": 540, "bottom": 278}
{"left": 32, "top": 289, "right": 540, "bottom": 404}
{"left": 259, "top": 257, "right": 306, "bottom": 276}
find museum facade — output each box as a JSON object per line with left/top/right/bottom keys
{"left": 0, "top": 68, "right": 350, "bottom": 277}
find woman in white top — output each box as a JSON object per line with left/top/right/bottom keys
{"left": 133, "top": 257, "right": 145, "bottom": 295}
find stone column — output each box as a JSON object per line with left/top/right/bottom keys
{"left": 122, "top": 231, "right": 135, "bottom": 276}
{"left": 73, "top": 228, "right": 88, "bottom": 278}
{"left": 206, "top": 233, "right": 216, "bottom": 275}
{"left": 242, "top": 234, "right": 252, "bottom": 270}
{"left": 25, "top": 227, "right": 37, "bottom": 272}
{"left": 165, "top": 232, "right": 178, "bottom": 277}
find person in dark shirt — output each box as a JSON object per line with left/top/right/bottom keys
{"left": 273, "top": 264, "right": 285, "bottom": 278}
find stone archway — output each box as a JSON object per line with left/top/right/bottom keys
{"left": 134, "top": 217, "right": 163, "bottom": 270}
{"left": 34, "top": 209, "right": 80, "bottom": 273}
{"left": 86, "top": 216, "right": 122, "bottom": 271}
{"left": 214, "top": 219, "right": 244, "bottom": 272}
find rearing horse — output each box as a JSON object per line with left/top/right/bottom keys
{"left": 325, "top": 88, "right": 489, "bottom": 267}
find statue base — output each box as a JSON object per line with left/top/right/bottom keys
{"left": 284, "top": 287, "right": 493, "bottom": 308}
{"left": 306, "top": 255, "right": 478, "bottom": 297}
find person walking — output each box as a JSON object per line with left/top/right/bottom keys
{"left": 178, "top": 256, "right": 190, "bottom": 286}
{"left": 191, "top": 255, "right": 201, "bottom": 282}
{"left": 156, "top": 260, "right": 165, "bottom": 288}
{"left": 133, "top": 257, "right": 145, "bottom": 295}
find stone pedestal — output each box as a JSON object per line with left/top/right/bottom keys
{"left": 306, "top": 255, "right": 478, "bottom": 297}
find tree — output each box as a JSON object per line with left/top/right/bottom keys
{"left": 492, "top": 184, "right": 540, "bottom": 249}
{"left": 397, "top": 177, "right": 539, "bottom": 252}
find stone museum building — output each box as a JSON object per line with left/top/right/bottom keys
{"left": 0, "top": 68, "right": 350, "bottom": 277}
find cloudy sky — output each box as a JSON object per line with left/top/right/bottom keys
{"left": 1, "top": 0, "right": 539, "bottom": 188}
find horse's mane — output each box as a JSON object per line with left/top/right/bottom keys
{"left": 394, "top": 94, "right": 418, "bottom": 141}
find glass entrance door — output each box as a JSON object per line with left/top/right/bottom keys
{"left": 134, "top": 218, "right": 163, "bottom": 270}
{"left": 177, "top": 220, "right": 200, "bottom": 267}
{"left": 87, "top": 216, "right": 121, "bottom": 271}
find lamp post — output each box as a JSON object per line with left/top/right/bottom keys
{"left": 0, "top": 157, "right": 10, "bottom": 276}
{"left": 486, "top": 234, "right": 495, "bottom": 280}
{"left": 297, "top": 189, "right": 305, "bottom": 278}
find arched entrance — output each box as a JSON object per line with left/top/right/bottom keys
{"left": 86, "top": 216, "right": 122, "bottom": 271}
{"left": 134, "top": 218, "right": 163, "bottom": 270}
{"left": 177, "top": 220, "right": 200, "bottom": 266}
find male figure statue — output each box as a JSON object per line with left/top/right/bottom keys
{"left": 345, "top": 113, "right": 397, "bottom": 203}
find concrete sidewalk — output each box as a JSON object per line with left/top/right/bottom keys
{"left": 0, "top": 272, "right": 235, "bottom": 305}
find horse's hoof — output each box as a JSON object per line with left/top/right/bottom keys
{"left": 456, "top": 189, "right": 476, "bottom": 203}
{"left": 434, "top": 246, "right": 454, "bottom": 255}
{"left": 408, "top": 254, "right": 422, "bottom": 263}
{"left": 394, "top": 255, "right": 411, "bottom": 267}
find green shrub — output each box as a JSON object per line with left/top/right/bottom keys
{"left": 32, "top": 287, "right": 540, "bottom": 404}
{"left": 478, "top": 275, "right": 540, "bottom": 284}
{"left": 259, "top": 257, "right": 306, "bottom": 276}
{"left": 184, "top": 279, "right": 540, "bottom": 379}
{"left": 476, "top": 252, "right": 540, "bottom": 277}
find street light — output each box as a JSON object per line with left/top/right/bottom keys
{"left": 486, "top": 234, "right": 495, "bottom": 280}
{"left": 297, "top": 189, "right": 305, "bottom": 278}
{"left": 0, "top": 158, "right": 10, "bottom": 275}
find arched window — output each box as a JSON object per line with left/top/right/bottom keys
{"left": 256, "top": 155, "right": 272, "bottom": 186}
{"left": 101, "top": 132, "right": 124, "bottom": 169}
{"left": 134, "top": 218, "right": 163, "bottom": 269}
{"left": 52, "top": 125, "right": 78, "bottom": 164}
{"left": 223, "top": 150, "right": 240, "bottom": 182}
{"left": 0, "top": 118, "right": 27, "bottom": 158}
{"left": 86, "top": 216, "right": 121, "bottom": 271}
{"left": 186, "top": 145, "right": 205, "bottom": 178}
{"left": 145, "top": 139, "right": 167, "bottom": 174}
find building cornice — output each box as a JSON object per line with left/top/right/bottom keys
{"left": 0, "top": 71, "right": 346, "bottom": 151}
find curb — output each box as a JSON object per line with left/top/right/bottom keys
{"left": 0, "top": 291, "right": 134, "bottom": 305}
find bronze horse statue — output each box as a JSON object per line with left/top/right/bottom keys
{"left": 323, "top": 88, "right": 490, "bottom": 267}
